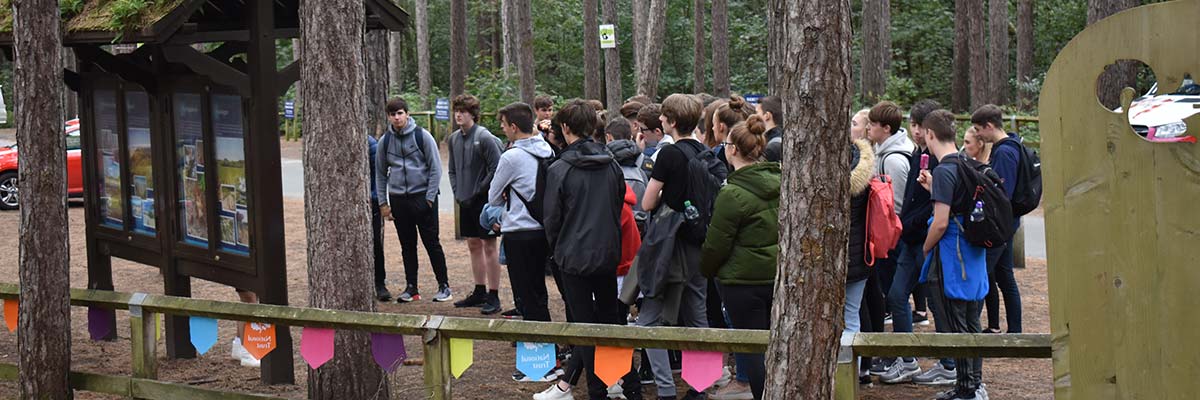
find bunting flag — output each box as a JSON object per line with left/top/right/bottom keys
{"left": 189, "top": 316, "right": 218, "bottom": 355}
{"left": 87, "top": 306, "right": 114, "bottom": 341}
{"left": 449, "top": 338, "right": 473, "bottom": 378}
{"left": 515, "top": 342, "right": 556, "bottom": 380}
{"left": 680, "top": 350, "right": 724, "bottom": 392}
{"left": 300, "top": 327, "right": 335, "bottom": 369}
{"left": 594, "top": 346, "right": 633, "bottom": 387}
{"left": 242, "top": 322, "right": 277, "bottom": 360}
{"left": 3, "top": 299, "right": 16, "bottom": 332}
{"left": 371, "top": 333, "right": 407, "bottom": 372}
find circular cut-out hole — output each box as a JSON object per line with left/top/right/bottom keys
{"left": 1126, "top": 73, "right": 1198, "bottom": 144}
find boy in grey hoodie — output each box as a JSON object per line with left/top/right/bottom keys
{"left": 375, "top": 97, "right": 452, "bottom": 303}
{"left": 447, "top": 94, "right": 505, "bottom": 314}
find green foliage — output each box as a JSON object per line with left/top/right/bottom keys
{"left": 108, "top": 0, "right": 149, "bottom": 33}
{"left": 60, "top": 0, "right": 84, "bottom": 18}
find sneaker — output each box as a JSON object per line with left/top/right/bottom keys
{"left": 913, "top": 311, "right": 931, "bottom": 326}
{"left": 681, "top": 389, "right": 707, "bottom": 400}
{"left": 879, "top": 358, "right": 921, "bottom": 384}
{"left": 396, "top": 285, "right": 420, "bottom": 302}
{"left": 975, "top": 383, "right": 989, "bottom": 400}
{"left": 607, "top": 383, "right": 626, "bottom": 399}
{"left": 454, "top": 289, "right": 487, "bottom": 308}
{"left": 638, "top": 365, "right": 654, "bottom": 385}
{"left": 912, "top": 363, "right": 956, "bottom": 385}
{"left": 709, "top": 379, "right": 753, "bottom": 400}
{"left": 669, "top": 350, "right": 682, "bottom": 373}
{"left": 712, "top": 366, "right": 733, "bottom": 388}
{"left": 868, "top": 358, "right": 893, "bottom": 375}
{"left": 512, "top": 369, "right": 557, "bottom": 382}
{"left": 481, "top": 292, "right": 501, "bottom": 315}
{"left": 231, "top": 338, "right": 260, "bottom": 367}
{"left": 433, "top": 284, "right": 453, "bottom": 302}
{"left": 533, "top": 382, "right": 574, "bottom": 400}
{"left": 883, "top": 313, "right": 893, "bottom": 325}
{"left": 934, "top": 389, "right": 959, "bottom": 400}
{"left": 375, "top": 285, "right": 393, "bottom": 302}
{"left": 501, "top": 308, "right": 523, "bottom": 319}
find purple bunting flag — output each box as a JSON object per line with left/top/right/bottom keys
{"left": 371, "top": 332, "right": 407, "bottom": 372}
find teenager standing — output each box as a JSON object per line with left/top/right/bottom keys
{"left": 448, "top": 94, "right": 505, "bottom": 314}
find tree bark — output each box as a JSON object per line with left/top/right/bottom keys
{"left": 880, "top": 0, "right": 891, "bottom": 73}
{"left": 294, "top": 39, "right": 302, "bottom": 114}
{"left": 492, "top": 1, "right": 502, "bottom": 71}
{"left": 861, "top": 0, "right": 885, "bottom": 102}
{"left": 1016, "top": 0, "right": 1034, "bottom": 110}
{"left": 602, "top": 0, "right": 624, "bottom": 113}
{"left": 711, "top": 0, "right": 730, "bottom": 97}
{"left": 637, "top": 0, "right": 669, "bottom": 99}
{"left": 692, "top": 0, "right": 706, "bottom": 94}
{"left": 364, "top": 30, "right": 390, "bottom": 137}
{"left": 988, "top": 0, "right": 1010, "bottom": 105}
{"left": 764, "top": 0, "right": 852, "bottom": 398}
{"left": 767, "top": 0, "right": 783, "bottom": 95}
{"left": 515, "top": 0, "right": 536, "bottom": 104}
{"left": 61, "top": 50, "right": 77, "bottom": 118}
{"left": 389, "top": 31, "right": 404, "bottom": 94}
{"left": 1088, "top": 0, "right": 1138, "bottom": 110}
{"left": 968, "top": 0, "right": 988, "bottom": 111}
{"left": 13, "top": 0, "right": 70, "bottom": 397}
{"left": 632, "top": 0, "right": 648, "bottom": 92}
{"left": 300, "top": 0, "right": 388, "bottom": 398}
{"left": 451, "top": 0, "right": 468, "bottom": 100}
{"left": 416, "top": 0, "right": 432, "bottom": 108}
{"left": 584, "top": 0, "right": 601, "bottom": 100}
{"left": 501, "top": 0, "right": 516, "bottom": 76}
{"left": 952, "top": 0, "right": 970, "bottom": 112}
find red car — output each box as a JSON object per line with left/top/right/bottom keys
{"left": 0, "top": 119, "right": 84, "bottom": 210}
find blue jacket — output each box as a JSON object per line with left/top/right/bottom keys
{"left": 989, "top": 132, "right": 1023, "bottom": 229}
{"left": 919, "top": 215, "right": 988, "bottom": 301}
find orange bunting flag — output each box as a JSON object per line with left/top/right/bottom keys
{"left": 593, "top": 346, "right": 633, "bottom": 387}
{"left": 3, "top": 299, "right": 16, "bottom": 332}
{"left": 242, "top": 322, "right": 277, "bottom": 360}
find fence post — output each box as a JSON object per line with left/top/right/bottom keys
{"left": 1014, "top": 221, "right": 1027, "bottom": 269}
{"left": 130, "top": 310, "right": 158, "bottom": 380}
{"left": 834, "top": 334, "right": 857, "bottom": 400}
{"left": 423, "top": 316, "right": 451, "bottom": 400}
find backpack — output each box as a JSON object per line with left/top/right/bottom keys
{"left": 864, "top": 175, "right": 904, "bottom": 266}
{"left": 381, "top": 126, "right": 432, "bottom": 163}
{"left": 675, "top": 141, "right": 728, "bottom": 244}
{"left": 509, "top": 148, "right": 553, "bottom": 224}
{"left": 620, "top": 165, "right": 649, "bottom": 235}
{"left": 997, "top": 137, "right": 1042, "bottom": 216}
{"left": 947, "top": 156, "right": 1015, "bottom": 248}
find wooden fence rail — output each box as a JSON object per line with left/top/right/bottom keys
{"left": 0, "top": 284, "right": 1050, "bottom": 399}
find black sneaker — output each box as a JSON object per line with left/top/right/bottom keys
{"left": 453, "top": 290, "right": 487, "bottom": 308}
{"left": 396, "top": 285, "right": 420, "bottom": 302}
{"left": 501, "top": 308, "right": 522, "bottom": 319}
{"left": 638, "top": 365, "right": 654, "bottom": 385}
{"left": 681, "top": 389, "right": 707, "bottom": 400}
{"left": 481, "top": 292, "right": 501, "bottom": 315}
{"left": 913, "top": 310, "right": 931, "bottom": 326}
{"left": 375, "top": 285, "right": 393, "bottom": 302}
{"left": 869, "top": 358, "right": 893, "bottom": 375}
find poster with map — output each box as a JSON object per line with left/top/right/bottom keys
{"left": 174, "top": 92, "right": 207, "bottom": 247}
{"left": 212, "top": 94, "right": 249, "bottom": 255}
{"left": 127, "top": 90, "right": 155, "bottom": 236}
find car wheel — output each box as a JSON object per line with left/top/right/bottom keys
{"left": 0, "top": 172, "right": 17, "bottom": 211}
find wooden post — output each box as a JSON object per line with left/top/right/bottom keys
{"left": 834, "top": 341, "right": 857, "bottom": 400}
{"left": 130, "top": 311, "right": 158, "bottom": 380}
{"left": 423, "top": 317, "right": 451, "bottom": 400}
{"left": 1013, "top": 222, "right": 1026, "bottom": 269}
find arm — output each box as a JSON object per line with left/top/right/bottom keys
{"left": 700, "top": 189, "right": 741, "bottom": 278}
{"left": 885, "top": 155, "right": 911, "bottom": 214}
{"left": 543, "top": 166, "right": 565, "bottom": 251}
{"left": 488, "top": 154, "right": 514, "bottom": 208}
{"left": 642, "top": 178, "right": 664, "bottom": 211}
{"left": 374, "top": 134, "right": 389, "bottom": 206}
{"left": 992, "top": 146, "right": 1019, "bottom": 199}
{"left": 424, "top": 131, "right": 442, "bottom": 204}
{"left": 923, "top": 202, "right": 951, "bottom": 255}
{"left": 446, "top": 133, "right": 458, "bottom": 198}
{"left": 476, "top": 135, "right": 502, "bottom": 200}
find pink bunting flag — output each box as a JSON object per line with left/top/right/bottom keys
{"left": 301, "top": 327, "right": 335, "bottom": 369}
{"left": 681, "top": 350, "right": 724, "bottom": 392}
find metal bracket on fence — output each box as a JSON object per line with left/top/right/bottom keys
{"left": 423, "top": 315, "right": 445, "bottom": 343}
{"left": 128, "top": 292, "right": 148, "bottom": 318}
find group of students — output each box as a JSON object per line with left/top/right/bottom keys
{"left": 846, "top": 99, "right": 1035, "bottom": 400}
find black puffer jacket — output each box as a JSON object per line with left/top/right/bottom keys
{"left": 544, "top": 138, "right": 625, "bottom": 277}
{"left": 847, "top": 139, "right": 876, "bottom": 283}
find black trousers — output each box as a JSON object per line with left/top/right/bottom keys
{"left": 504, "top": 231, "right": 551, "bottom": 322}
{"left": 560, "top": 272, "right": 623, "bottom": 400}
{"left": 928, "top": 280, "right": 983, "bottom": 395}
{"left": 388, "top": 194, "right": 449, "bottom": 288}
{"left": 706, "top": 278, "right": 728, "bottom": 329}
{"left": 372, "top": 202, "right": 386, "bottom": 287}
{"left": 859, "top": 268, "right": 888, "bottom": 369}
{"left": 722, "top": 284, "right": 773, "bottom": 400}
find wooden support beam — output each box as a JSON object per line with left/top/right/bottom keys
{"left": 74, "top": 46, "right": 157, "bottom": 93}
{"left": 160, "top": 45, "right": 249, "bottom": 96}
{"left": 205, "top": 42, "right": 247, "bottom": 64}
{"left": 850, "top": 332, "right": 1052, "bottom": 358}
{"left": 64, "top": 69, "right": 81, "bottom": 93}
{"left": 276, "top": 60, "right": 299, "bottom": 97}
{"left": 423, "top": 316, "right": 452, "bottom": 400}
{"left": 130, "top": 311, "right": 158, "bottom": 380}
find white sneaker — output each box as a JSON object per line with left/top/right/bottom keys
{"left": 533, "top": 382, "right": 574, "bottom": 400}
{"left": 607, "top": 383, "right": 626, "bottom": 399}
{"left": 231, "top": 338, "right": 260, "bottom": 367}
{"left": 712, "top": 366, "right": 733, "bottom": 388}
{"left": 709, "top": 379, "right": 753, "bottom": 400}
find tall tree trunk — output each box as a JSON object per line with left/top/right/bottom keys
{"left": 389, "top": 31, "right": 404, "bottom": 94}
{"left": 861, "top": 0, "right": 885, "bottom": 102}
{"left": 451, "top": 0, "right": 468, "bottom": 101}
{"left": 13, "top": 0, "right": 70, "bottom": 397}
{"left": 988, "top": 0, "right": 1010, "bottom": 105}
{"left": 416, "top": 0, "right": 432, "bottom": 108}
{"left": 880, "top": 0, "right": 891, "bottom": 73}
{"left": 767, "top": 0, "right": 784, "bottom": 95}
{"left": 1088, "top": 0, "right": 1137, "bottom": 110}
{"left": 602, "top": 0, "right": 623, "bottom": 113}
{"left": 294, "top": 39, "right": 303, "bottom": 113}
{"left": 491, "top": 1, "right": 502, "bottom": 71}
{"left": 692, "top": 0, "right": 706, "bottom": 94}
{"left": 584, "top": 0, "right": 601, "bottom": 100}
{"left": 501, "top": 0, "right": 516, "bottom": 75}
{"left": 1016, "top": 0, "right": 1034, "bottom": 110}
{"left": 301, "top": 0, "right": 388, "bottom": 398}
{"left": 637, "top": 0, "right": 669, "bottom": 99}
{"left": 711, "top": 0, "right": 730, "bottom": 97}
{"left": 763, "top": 0, "right": 852, "bottom": 398}
{"left": 632, "top": 0, "right": 648, "bottom": 92}
{"left": 364, "top": 30, "right": 390, "bottom": 137}
{"left": 952, "top": 0, "right": 970, "bottom": 112}
{"left": 516, "top": 0, "right": 536, "bottom": 103}
{"left": 61, "top": 50, "right": 77, "bottom": 118}
{"left": 968, "top": 0, "right": 988, "bottom": 111}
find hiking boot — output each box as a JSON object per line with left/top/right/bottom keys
{"left": 879, "top": 358, "right": 921, "bottom": 384}
{"left": 533, "top": 382, "right": 574, "bottom": 400}
{"left": 432, "top": 284, "right": 453, "bottom": 302}
{"left": 913, "top": 311, "right": 931, "bottom": 326}
{"left": 501, "top": 308, "right": 523, "bottom": 319}
{"left": 912, "top": 363, "right": 956, "bottom": 385}
{"left": 396, "top": 285, "right": 420, "bottom": 302}
{"left": 709, "top": 379, "right": 753, "bottom": 400}
{"left": 454, "top": 288, "right": 487, "bottom": 308}
{"left": 375, "top": 285, "right": 393, "bottom": 302}
{"left": 481, "top": 291, "right": 502, "bottom": 315}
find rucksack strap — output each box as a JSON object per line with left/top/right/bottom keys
{"left": 876, "top": 150, "right": 912, "bottom": 176}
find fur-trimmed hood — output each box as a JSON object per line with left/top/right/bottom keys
{"left": 850, "top": 139, "right": 875, "bottom": 196}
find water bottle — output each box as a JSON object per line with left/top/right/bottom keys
{"left": 970, "top": 201, "right": 985, "bottom": 222}
{"left": 683, "top": 200, "right": 701, "bottom": 221}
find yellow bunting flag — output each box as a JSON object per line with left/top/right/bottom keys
{"left": 450, "top": 338, "right": 473, "bottom": 378}
{"left": 3, "top": 299, "right": 16, "bottom": 332}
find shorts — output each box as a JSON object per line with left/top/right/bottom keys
{"left": 458, "top": 198, "right": 499, "bottom": 238}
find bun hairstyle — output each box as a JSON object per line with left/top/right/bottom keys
{"left": 729, "top": 115, "right": 769, "bottom": 161}
{"left": 703, "top": 96, "right": 753, "bottom": 147}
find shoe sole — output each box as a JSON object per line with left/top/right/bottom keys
{"left": 914, "top": 378, "right": 956, "bottom": 386}
{"left": 454, "top": 302, "right": 485, "bottom": 308}
{"left": 881, "top": 370, "right": 921, "bottom": 384}
{"left": 397, "top": 295, "right": 420, "bottom": 303}
{"left": 433, "top": 295, "right": 453, "bottom": 302}
{"left": 481, "top": 308, "right": 501, "bottom": 315}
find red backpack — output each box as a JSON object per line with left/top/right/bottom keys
{"left": 864, "top": 175, "right": 903, "bottom": 266}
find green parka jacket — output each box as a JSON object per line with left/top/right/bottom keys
{"left": 700, "top": 162, "right": 781, "bottom": 286}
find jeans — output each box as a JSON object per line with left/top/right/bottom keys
{"left": 929, "top": 283, "right": 983, "bottom": 395}
{"left": 722, "top": 284, "right": 773, "bottom": 400}
{"left": 636, "top": 272, "right": 709, "bottom": 394}
{"left": 985, "top": 243, "right": 1023, "bottom": 332}
{"left": 888, "top": 241, "right": 925, "bottom": 333}
{"left": 844, "top": 279, "right": 867, "bottom": 334}
{"left": 388, "top": 194, "right": 449, "bottom": 288}
{"left": 504, "top": 231, "right": 551, "bottom": 322}
{"left": 560, "top": 272, "right": 622, "bottom": 400}
{"left": 372, "top": 203, "right": 386, "bottom": 287}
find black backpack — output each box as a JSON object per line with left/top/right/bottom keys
{"left": 676, "top": 141, "right": 728, "bottom": 244}
{"left": 509, "top": 148, "right": 553, "bottom": 224}
{"left": 997, "top": 137, "right": 1042, "bottom": 216}
{"left": 947, "top": 155, "right": 1014, "bottom": 249}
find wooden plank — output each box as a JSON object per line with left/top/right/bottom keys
{"left": 160, "top": 45, "right": 249, "bottom": 96}
{"left": 129, "top": 378, "right": 286, "bottom": 400}
{"left": 434, "top": 316, "right": 770, "bottom": 353}
{"left": 850, "top": 333, "right": 1051, "bottom": 359}
{"left": 131, "top": 312, "right": 159, "bottom": 379}
{"left": 423, "top": 317, "right": 452, "bottom": 400}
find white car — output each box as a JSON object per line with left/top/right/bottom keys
{"left": 1127, "top": 80, "right": 1200, "bottom": 143}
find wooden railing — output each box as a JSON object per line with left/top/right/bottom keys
{"left": 0, "top": 284, "right": 1051, "bottom": 399}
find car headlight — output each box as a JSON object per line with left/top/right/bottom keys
{"left": 1154, "top": 121, "right": 1189, "bottom": 138}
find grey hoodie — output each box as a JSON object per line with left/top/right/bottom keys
{"left": 448, "top": 124, "right": 502, "bottom": 203}
{"left": 375, "top": 118, "right": 441, "bottom": 205}
{"left": 488, "top": 133, "right": 554, "bottom": 233}
{"left": 873, "top": 128, "right": 915, "bottom": 214}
